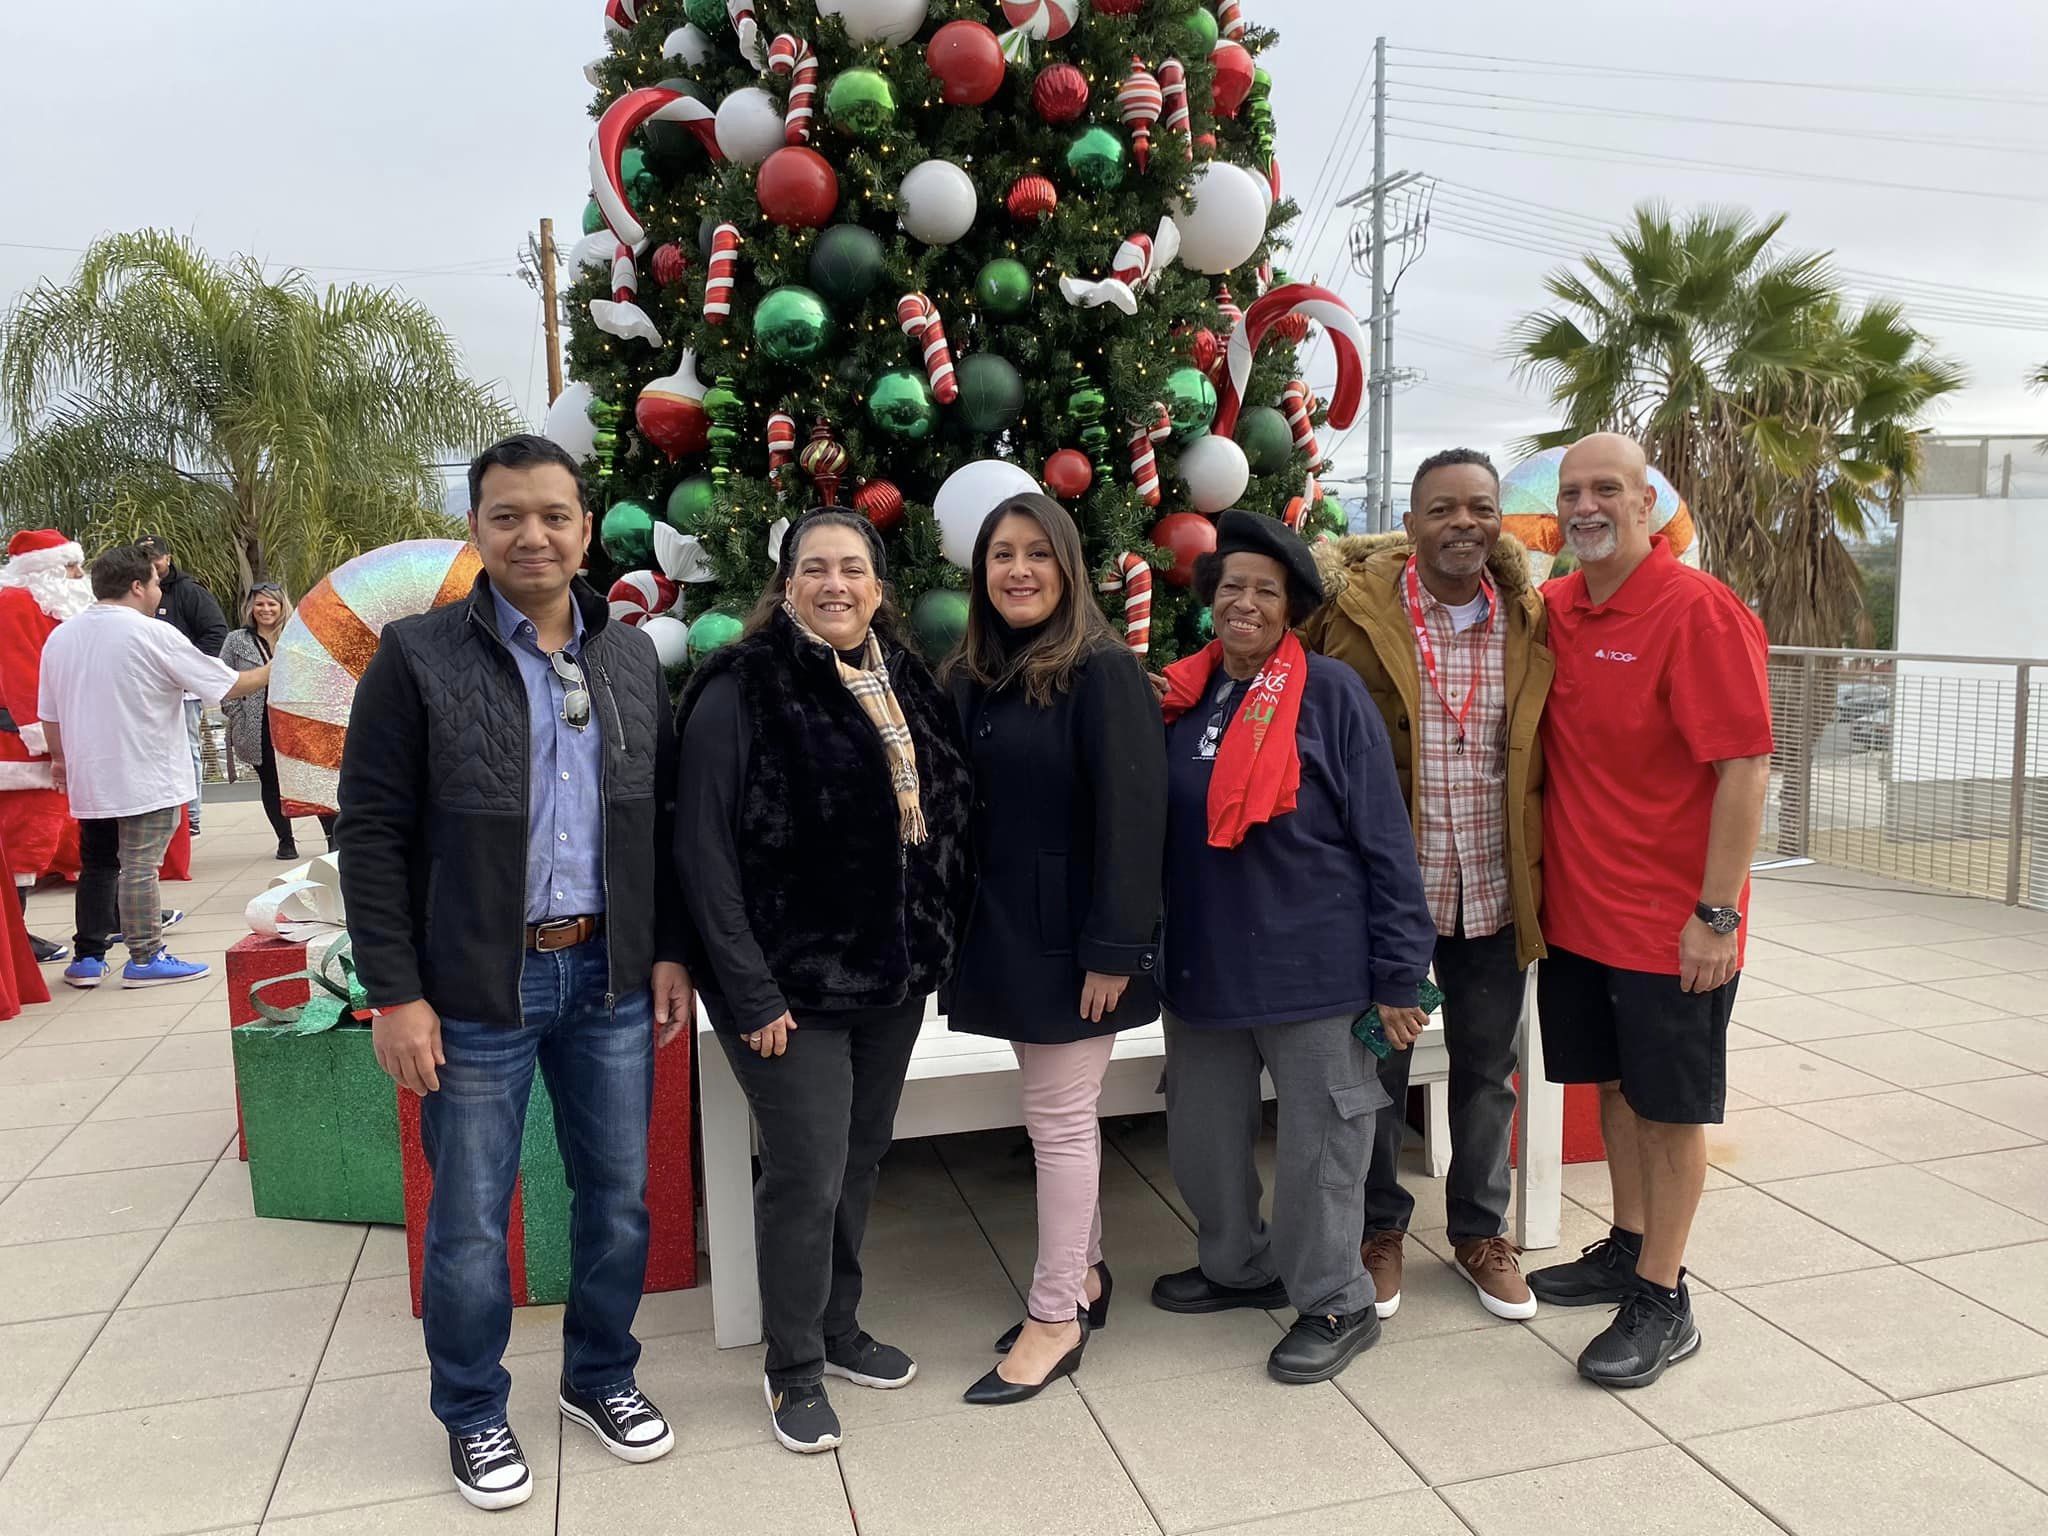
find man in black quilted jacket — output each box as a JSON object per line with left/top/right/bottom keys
{"left": 337, "top": 434, "right": 694, "bottom": 1511}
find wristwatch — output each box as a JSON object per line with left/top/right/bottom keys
{"left": 1695, "top": 902, "right": 1742, "bottom": 935}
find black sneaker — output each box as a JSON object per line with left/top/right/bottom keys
{"left": 1528, "top": 1231, "right": 1642, "bottom": 1307}
{"left": 1151, "top": 1265, "right": 1291, "bottom": 1315}
{"left": 1578, "top": 1277, "right": 1701, "bottom": 1388}
{"left": 29, "top": 934, "right": 69, "bottom": 964}
{"left": 764, "top": 1377, "right": 841, "bottom": 1454}
{"left": 1268, "top": 1308, "right": 1382, "bottom": 1385}
{"left": 559, "top": 1377, "right": 674, "bottom": 1463}
{"left": 449, "top": 1422, "right": 532, "bottom": 1511}
{"left": 824, "top": 1330, "right": 917, "bottom": 1389}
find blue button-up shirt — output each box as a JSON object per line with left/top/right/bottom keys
{"left": 491, "top": 588, "right": 606, "bottom": 923}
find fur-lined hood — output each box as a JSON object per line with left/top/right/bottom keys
{"left": 1313, "top": 530, "right": 1534, "bottom": 606}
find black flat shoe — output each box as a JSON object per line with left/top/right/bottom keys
{"left": 1268, "top": 1307, "right": 1382, "bottom": 1385}
{"left": 997, "top": 1261, "right": 1113, "bottom": 1353}
{"left": 1151, "top": 1265, "right": 1289, "bottom": 1315}
{"left": 964, "top": 1315, "right": 1087, "bottom": 1406}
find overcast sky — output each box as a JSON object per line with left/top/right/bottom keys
{"left": 3, "top": 0, "right": 2043, "bottom": 493}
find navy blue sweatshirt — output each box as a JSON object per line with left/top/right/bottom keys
{"left": 1160, "top": 653, "right": 1435, "bottom": 1028}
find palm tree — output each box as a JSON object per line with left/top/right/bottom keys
{"left": 0, "top": 231, "right": 518, "bottom": 607}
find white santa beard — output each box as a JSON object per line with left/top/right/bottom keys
{"left": 0, "top": 568, "right": 93, "bottom": 621}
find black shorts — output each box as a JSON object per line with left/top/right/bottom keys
{"left": 1537, "top": 946, "right": 1736, "bottom": 1125}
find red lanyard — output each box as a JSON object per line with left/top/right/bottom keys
{"left": 1403, "top": 558, "right": 1495, "bottom": 755}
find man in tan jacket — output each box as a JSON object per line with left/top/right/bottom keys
{"left": 1301, "top": 448, "right": 1554, "bottom": 1322}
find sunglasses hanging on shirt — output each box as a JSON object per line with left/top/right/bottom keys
{"left": 546, "top": 649, "right": 591, "bottom": 731}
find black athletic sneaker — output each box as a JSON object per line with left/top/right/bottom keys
{"left": 1578, "top": 1278, "right": 1701, "bottom": 1388}
{"left": 1528, "top": 1231, "right": 1642, "bottom": 1307}
{"left": 1268, "top": 1308, "right": 1382, "bottom": 1385}
{"left": 28, "top": 934, "right": 69, "bottom": 964}
{"left": 449, "top": 1422, "right": 532, "bottom": 1511}
{"left": 764, "top": 1377, "right": 842, "bottom": 1454}
{"left": 559, "top": 1378, "right": 674, "bottom": 1463}
{"left": 824, "top": 1330, "right": 917, "bottom": 1389}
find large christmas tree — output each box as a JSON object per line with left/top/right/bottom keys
{"left": 549, "top": 0, "right": 1361, "bottom": 667}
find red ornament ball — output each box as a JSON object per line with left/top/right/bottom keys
{"left": 1183, "top": 325, "right": 1222, "bottom": 378}
{"left": 1211, "top": 40, "right": 1256, "bottom": 118}
{"left": 1273, "top": 311, "right": 1311, "bottom": 344}
{"left": 1006, "top": 174, "right": 1058, "bottom": 222}
{"left": 1152, "top": 512, "right": 1218, "bottom": 589}
{"left": 650, "top": 242, "right": 687, "bottom": 288}
{"left": 1031, "top": 62, "right": 1090, "bottom": 124}
{"left": 926, "top": 20, "right": 1008, "bottom": 107}
{"left": 853, "top": 478, "right": 906, "bottom": 534}
{"left": 1043, "top": 449, "right": 1094, "bottom": 501}
{"left": 1092, "top": 0, "right": 1146, "bottom": 14}
{"left": 756, "top": 146, "right": 840, "bottom": 228}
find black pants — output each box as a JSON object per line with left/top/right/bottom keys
{"left": 257, "top": 729, "right": 335, "bottom": 847}
{"left": 714, "top": 1001, "right": 924, "bottom": 1390}
{"left": 1364, "top": 926, "right": 1526, "bottom": 1243}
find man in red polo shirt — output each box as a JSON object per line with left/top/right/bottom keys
{"left": 1526, "top": 433, "right": 1772, "bottom": 1388}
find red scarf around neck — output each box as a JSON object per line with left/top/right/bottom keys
{"left": 1160, "top": 632, "right": 1307, "bottom": 849}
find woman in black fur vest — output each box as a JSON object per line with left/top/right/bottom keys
{"left": 946, "top": 494, "right": 1167, "bottom": 1406}
{"left": 675, "top": 509, "right": 971, "bottom": 1456}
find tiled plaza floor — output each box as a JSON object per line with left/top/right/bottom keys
{"left": 1, "top": 799, "right": 2045, "bottom": 1534}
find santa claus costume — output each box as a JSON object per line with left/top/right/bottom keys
{"left": 0, "top": 529, "right": 93, "bottom": 962}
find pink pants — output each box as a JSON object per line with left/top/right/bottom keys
{"left": 1013, "top": 1035, "right": 1116, "bottom": 1322}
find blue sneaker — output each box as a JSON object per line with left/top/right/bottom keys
{"left": 63, "top": 956, "right": 109, "bottom": 989}
{"left": 121, "top": 952, "right": 211, "bottom": 989}
{"left": 107, "top": 910, "right": 184, "bottom": 945}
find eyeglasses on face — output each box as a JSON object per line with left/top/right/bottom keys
{"left": 546, "top": 649, "right": 591, "bottom": 731}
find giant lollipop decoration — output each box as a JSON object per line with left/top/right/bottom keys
{"left": 998, "top": 1, "right": 1079, "bottom": 64}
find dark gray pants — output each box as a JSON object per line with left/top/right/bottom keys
{"left": 1164, "top": 1011, "right": 1387, "bottom": 1318}
{"left": 1364, "top": 927, "right": 1524, "bottom": 1244}
{"left": 715, "top": 1001, "right": 923, "bottom": 1390}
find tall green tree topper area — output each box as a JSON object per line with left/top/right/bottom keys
{"left": 551, "top": 0, "right": 1364, "bottom": 666}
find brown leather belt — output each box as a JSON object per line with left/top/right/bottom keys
{"left": 526, "top": 914, "right": 602, "bottom": 953}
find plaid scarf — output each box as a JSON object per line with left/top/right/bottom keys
{"left": 784, "top": 601, "right": 928, "bottom": 845}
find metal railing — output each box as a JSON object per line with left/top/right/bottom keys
{"left": 1764, "top": 647, "right": 2048, "bottom": 907}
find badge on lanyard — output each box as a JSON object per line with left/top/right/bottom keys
{"left": 1403, "top": 558, "right": 1495, "bottom": 755}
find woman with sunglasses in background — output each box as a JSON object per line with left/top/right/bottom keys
{"left": 222, "top": 581, "right": 335, "bottom": 859}
{"left": 675, "top": 508, "right": 972, "bottom": 1455}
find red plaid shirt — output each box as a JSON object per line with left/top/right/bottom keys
{"left": 1408, "top": 569, "right": 1511, "bottom": 938}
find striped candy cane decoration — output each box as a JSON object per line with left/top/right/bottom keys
{"left": 727, "top": 0, "right": 766, "bottom": 68}
{"left": 1158, "top": 58, "right": 1192, "bottom": 150}
{"left": 1218, "top": 1, "right": 1247, "bottom": 42}
{"left": 1128, "top": 404, "right": 1171, "bottom": 507}
{"left": 1281, "top": 380, "right": 1320, "bottom": 462}
{"left": 1097, "top": 552, "right": 1155, "bottom": 656}
{"left": 896, "top": 293, "right": 959, "bottom": 405}
{"left": 704, "top": 223, "right": 740, "bottom": 325}
{"left": 768, "top": 33, "right": 820, "bottom": 145}
{"left": 767, "top": 411, "right": 798, "bottom": 493}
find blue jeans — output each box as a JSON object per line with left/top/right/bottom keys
{"left": 419, "top": 939, "right": 653, "bottom": 1432}
{"left": 183, "top": 699, "right": 203, "bottom": 831}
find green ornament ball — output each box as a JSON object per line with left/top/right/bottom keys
{"left": 664, "top": 474, "right": 716, "bottom": 534}
{"left": 1196, "top": 606, "right": 1215, "bottom": 641}
{"left": 620, "top": 147, "right": 648, "bottom": 188}
{"left": 1162, "top": 366, "right": 1219, "bottom": 439}
{"left": 911, "top": 589, "right": 971, "bottom": 659}
{"left": 974, "top": 258, "right": 1033, "bottom": 317}
{"left": 683, "top": 0, "right": 728, "bottom": 32}
{"left": 826, "top": 68, "right": 898, "bottom": 138}
{"left": 687, "top": 609, "right": 745, "bottom": 661}
{"left": 808, "top": 225, "right": 887, "bottom": 307}
{"left": 581, "top": 199, "right": 606, "bottom": 236}
{"left": 755, "top": 285, "right": 833, "bottom": 363}
{"left": 868, "top": 367, "right": 938, "bottom": 440}
{"left": 1183, "top": 9, "right": 1219, "bottom": 47}
{"left": 1066, "top": 126, "right": 1128, "bottom": 192}
{"left": 956, "top": 354, "right": 1026, "bottom": 435}
{"left": 600, "top": 500, "right": 656, "bottom": 565}
{"left": 1234, "top": 406, "right": 1297, "bottom": 476}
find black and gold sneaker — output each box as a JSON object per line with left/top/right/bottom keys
{"left": 764, "top": 1377, "right": 842, "bottom": 1454}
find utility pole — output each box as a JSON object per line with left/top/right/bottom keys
{"left": 537, "top": 218, "right": 564, "bottom": 405}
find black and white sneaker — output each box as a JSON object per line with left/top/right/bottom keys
{"left": 1577, "top": 1277, "right": 1702, "bottom": 1389}
{"left": 28, "top": 934, "right": 69, "bottom": 964}
{"left": 823, "top": 1329, "right": 917, "bottom": 1389}
{"left": 764, "top": 1377, "right": 842, "bottom": 1454}
{"left": 449, "top": 1422, "right": 532, "bottom": 1511}
{"left": 559, "top": 1378, "right": 675, "bottom": 1463}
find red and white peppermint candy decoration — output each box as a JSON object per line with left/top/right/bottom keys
{"left": 766, "top": 410, "right": 798, "bottom": 494}
{"left": 1214, "top": 283, "right": 1368, "bottom": 438}
{"left": 1001, "top": 1, "right": 1079, "bottom": 40}
{"left": 727, "top": 0, "right": 767, "bottom": 68}
{"left": 591, "top": 87, "right": 722, "bottom": 249}
{"left": 1097, "top": 552, "right": 1155, "bottom": 656}
{"left": 768, "top": 34, "right": 821, "bottom": 145}
{"left": 1281, "top": 380, "right": 1320, "bottom": 463}
{"left": 1128, "top": 404, "right": 1171, "bottom": 507}
{"left": 590, "top": 243, "right": 663, "bottom": 346}
{"left": 1059, "top": 218, "right": 1180, "bottom": 316}
{"left": 1218, "top": 1, "right": 1248, "bottom": 42}
{"left": 1157, "top": 57, "right": 1192, "bottom": 148}
{"left": 608, "top": 570, "right": 680, "bottom": 627}
{"left": 1117, "top": 59, "right": 1163, "bottom": 174}
{"left": 897, "top": 293, "right": 959, "bottom": 405}
{"left": 604, "top": 0, "right": 642, "bottom": 38}
{"left": 703, "top": 223, "right": 740, "bottom": 325}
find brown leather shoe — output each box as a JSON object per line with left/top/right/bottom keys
{"left": 1362, "top": 1229, "right": 1405, "bottom": 1319}
{"left": 1454, "top": 1236, "right": 1539, "bottom": 1319}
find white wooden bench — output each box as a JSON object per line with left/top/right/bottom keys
{"left": 697, "top": 982, "right": 1564, "bottom": 1348}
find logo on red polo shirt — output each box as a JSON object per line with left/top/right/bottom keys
{"left": 1592, "top": 648, "right": 1638, "bottom": 662}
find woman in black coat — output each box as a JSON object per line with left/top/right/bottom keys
{"left": 676, "top": 510, "right": 973, "bottom": 1456}
{"left": 947, "top": 493, "right": 1166, "bottom": 1405}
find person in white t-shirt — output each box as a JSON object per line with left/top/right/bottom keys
{"left": 38, "top": 545, "right": 268, "bottom": 990}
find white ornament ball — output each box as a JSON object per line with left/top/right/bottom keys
{"left": 715, "top": 87, "right": 788, "bottom": 167}
{"left": 1172, "top": 163, "right": 1270, "bottom": 276}
{"left": 766, "top": 517, "right": 792, "bottom": 567}
{"left": 641, "top": 613, "right": 690, "bottom": 671}
{"left": 898, "top": 159, "right": 979, "bottom": 246}
{"left": 817, "top": 0, "right": 930, "bottom": 46}
{"left": 1178, "top": 434, "right": 1252, "bottom": 515}
{"left": 541, "top": 381, "right": 599, "bottom": 463}
{"left": 934, "top": 459, "right": 1040, "bottom": 568}
{"left": 663, "top": 24, "right": 714, "bottom": 65}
